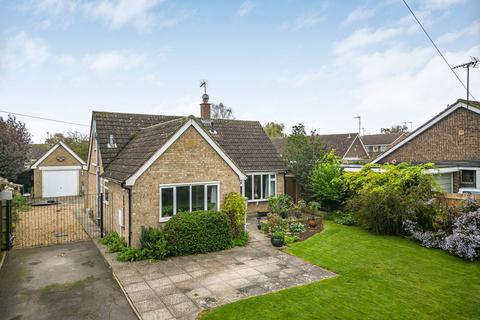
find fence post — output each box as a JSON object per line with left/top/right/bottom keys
{"left": 100, "top": 193, "right": 104, "bottom": 238}
{"left": 5, "top": 200, "right": 12, "bottom": 250}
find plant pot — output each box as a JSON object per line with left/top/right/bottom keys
{"left": 257, "top": 224, "right": 262, "bottom": 230}
{"left": 271, "top": 237, "right": 284, "bottom": 247}
{"left": 308, "top": 219, "right": 317, "bottom": 228}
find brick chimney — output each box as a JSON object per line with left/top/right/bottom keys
{"left": 200, "top": 93, "right": 211, "bottom": 119}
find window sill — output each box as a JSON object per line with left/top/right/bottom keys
{"left": 159, "top": 217, "right": 172, "bottom": 223}
{"left": 247, "top": 199, "right": 269, "bottom": 203}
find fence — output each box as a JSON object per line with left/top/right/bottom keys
{"left": 0, "top": 199, "right": 13, "bottom": 251}
{"left": 4, "top": 193, "right": 124, "bottom": 250}
{"left": 437, "top": 193, "right": 480, "bottom": 208}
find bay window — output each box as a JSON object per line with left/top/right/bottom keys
{"left": 159, "top": 182, "right": 219, "bottom": 221}
{"left": 242, "top": 173, "right": 277, "bottom": 201}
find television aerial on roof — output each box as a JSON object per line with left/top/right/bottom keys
{"left": 452, "top": 56, "right": 479, "bottom": 105}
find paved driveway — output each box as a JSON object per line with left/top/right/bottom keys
{"left": 0, "top": 241, "right": 137, "bottom": 320}
{"left": 98, "top": 218, "right": 336, "bottom": 320}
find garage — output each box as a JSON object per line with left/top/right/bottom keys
{"left": 42, "top": 169, "right": 80, "bottom": 197}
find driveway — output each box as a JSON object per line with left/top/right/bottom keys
{"left": 97, "top": 217, "right": 336, "bottom": 320}
{"left": 0, "top": 241, "right": 137, "bottom": 320}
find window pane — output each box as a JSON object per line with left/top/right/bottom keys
{"left": 245, "top": 175, "right": 252, "bottom": 200}
{"left": 161, "top": 188, "right": 174, "bottom": 218}
{"left": 192, "top": 185, "right": 205, "bottom": 211}
{"left": 461, "top": 170, "right": 475, "bottom": 184}
{"left": 254, "top": 175, "right": 261, "bottom": 200}
{"left": 176, "top": 186, "right": 190, "bottom": 213}
{"left": 270, "top": 174, "right": 276, "bottom": 197}
{"left": 262, "top": 174, "right": 269, "bottom": 199}
{"left": 207, "top": 185, "right": 218, "bottom": 211}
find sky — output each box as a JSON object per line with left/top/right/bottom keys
{"left": 0, "top": 0, "right": 479, "bottom": 143}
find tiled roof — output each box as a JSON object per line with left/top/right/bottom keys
{"left": 362, "top": 133, "right": 405, "bottom": 146}
{"left": 458, "top": 99, "right": 480, "bottom": 111}
{"left": 93, "top": 112, "right": 286, "bottom": 182}
{"left": 271, "top": 133, "right": 359, "bottom": 159}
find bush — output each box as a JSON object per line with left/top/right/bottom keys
{"left": 310, "top": 149, "right": 345, "bottom": 209}
{"left": 232, "top": 230, "right": 249, "bottom": 247}
{"left": 140, "top": 227, "right": 168, "bottom": 261}
{"left": 99, "top": 232, "right": 127, "bottom": 253}
{"left": 289, "top": 222, "right": 305, "bottom": 234}
{"left": 268, "top": 195, "right": 293, "bottom": 218}
{"left": 442, "top": 210, "right": 480, "bottom": 260}
{"left": 13, "top": 194, "right": 30, "bottom": 212}
{"left": 334, "top": 212, "right": 356, "bottom": 226}
{"left": 117, "top": 248, "right": 145, "bottom": 262}
{"left": 272, "top": 230, "right": 285, "bottom": 240}
{"left": 264, "top": 213, "right": 288, "bottom": 233}
{"left": 222, "top": 192, "right": 247, "bottom": 238}
{"left": 284, "top": 235, "right": 299, "bottom": 245}
{"left": 164, "top": 211, "right": 232, "bottom": 256}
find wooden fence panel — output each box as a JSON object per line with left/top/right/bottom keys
{"left": 437, "top": 193, "right": 480, "bottom": 208}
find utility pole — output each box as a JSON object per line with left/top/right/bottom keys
{"left": 354, "top": 116, "right": 361, "bottom": 136}
{"left": 452, "top": 57, "right": 479, "bottom": 105}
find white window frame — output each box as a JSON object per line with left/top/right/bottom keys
{"left": 102, "top": 179, "right": 109, "bottom": 205}
{"left": 159, "top": 181, "right": 220, "bottom": 222}
{"left": 242, "top": 173, "right": 277, "bottom": 203}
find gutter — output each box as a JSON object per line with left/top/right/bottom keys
{"left": 122, "top": 183, "right": 133, "bottom": 247}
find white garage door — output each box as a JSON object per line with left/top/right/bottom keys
{"left": 42, "top": 170, "right": 79, "bottom": 197}
{"left": 434, "top": 173, "right": 453, "bottom": 193}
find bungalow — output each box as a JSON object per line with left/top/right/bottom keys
{"left": 372, "top": 99, "right": 480, "bottom": 193}
{"left": 362, "top": 132, "right": 407, "bottom": 158}
{"left": 30, "top": 141, "right": 86, "bottom": 198}
{"left": 85, "top": 95, "right": 286, "bottom": 247}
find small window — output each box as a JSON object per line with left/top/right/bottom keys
{"left": 118, "top": 208, "right": 124, "bottom": 228}
{"left": 245, "top": 175, "right": 252, "bottom": 200}
{"left": 243, "top": 173, "right": 277, "bottom": 202}
{"left": 103, "top": 180, "right": 109, "bottom": 205}
{"left": 161, "top": 187, "right": 174, "bottom": 219}
{"left": 461, "top": 170, "right": 476, "bottom": 185}
{"left": 269, "top": 174, "right": 276, "bottom": 197}
{"left": 207, "top": 185, "right": 218, "bottom": 211}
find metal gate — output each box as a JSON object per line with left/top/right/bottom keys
{"left": 8, "top": 194, "right": 106, "bottom": 249}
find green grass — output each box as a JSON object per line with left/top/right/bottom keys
{"left": 202, "top": 221, "right": 480, "bottom": 320}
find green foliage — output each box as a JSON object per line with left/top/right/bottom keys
{"left": 221, "top": 192, "right": 247, "bottom": 238}
{"left": 289, "top": 222, "right": 305, "bottom": 234}
{"left": 272, "top": 230, "right": 285, "bottom": 239}
{"left": 310, "top": 149, "right": 345, "bottom": 209}
{"left": 45, "top": 131, "right": 89, "bottom": 161}
{"left": 268, "top": 194, "right": 293, "bottom": 218}
{"left": 345, "top": 163, "right": 439, "bottom": 235}
{"left": 140, "top": 227, "right": 168, "bottom": 261}
{"left": 263, "top": 122, "right": 286, "bottom": 138}
{"left": 284, "top": 235, "right": 299, "bottom": 245}
{"left": 282, "top": 124, "right": 326, "bottom": 199}
{"left": 13, "top": 194, "right": 30, "bottom": 212}
{"left": 232, "top": 230, "right": 249, "bottom": 247}
{"left": 117, "top": 248, "right": 145, "bottom": 262}
{"left": 99, "top": 232, "right": 127, "bottom": 253}
{"left": 164, "top": 211, "right": 233, "bottom": 256}
{"left": 333, "top": 212, "right": 356, "bottom": 226}
{"left": 264, "top": 213, "right": 289, "bottom": 233}
{"left": 0, "top": 115, "right": 31, "bottom": 180}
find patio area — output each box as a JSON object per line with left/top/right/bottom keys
{"left": 96, "top": 217, "right": 336, "bottom": 320}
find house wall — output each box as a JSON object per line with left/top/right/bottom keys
{"left": 130, "top": 126, "right": 241, "bottom": 247}
{"left": 380, "top": 108, "right": 480, "bottom": 163}
{"left": 247, "top": 173, "right": 285, "bottom": 213}
{"left": 103, "top": 181, "right": 130, "bottom": 241}
{"left": 33, "top": 145, "right": 84, "bottom": 198}
{"left": 85, "top": 138, "right": 103, "bottom": 214}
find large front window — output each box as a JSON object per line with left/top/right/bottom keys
{"left": 159, "top": 182, "right": 219, "bottom": 221}
{"left": 243, "top": 173, "right": 276, "bottom": 201}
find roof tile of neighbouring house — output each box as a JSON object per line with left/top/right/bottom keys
{"left": 361, "top": 133, "right": 406, "bottom": 146}
{"left": 93, "top": 112, "right": 286, "bottom": 182}
{"left": 271, "top": 133, "right": 361, "bottom": 159}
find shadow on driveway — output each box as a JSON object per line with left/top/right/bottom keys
{"left": 0, "top": 241, "right": 137, "bottom": 320}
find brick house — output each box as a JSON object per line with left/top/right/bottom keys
{"left": 372, "top": 99, "right": 480, "bottom": 193}
{"left": 362, "top": 132, "right": 407, "bottom": 158}
{"left": 30, "top": 141, "right": 86, "bottom": 198}
{"left": 85, "top": 96, "right": 286, "bottom": 247}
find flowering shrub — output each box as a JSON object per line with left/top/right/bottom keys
{"left": 442, "top": 210, "right": 480, "bottom": 260}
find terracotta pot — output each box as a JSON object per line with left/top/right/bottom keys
{"left": 308, "top": 218, "right": 317, "bottom": 228}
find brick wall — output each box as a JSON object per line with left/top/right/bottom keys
{"left": 380, "top": 108, "right": 480, "bottom": 163}
{"left": 130, "top": 126, "right": 241, "bottom": 247}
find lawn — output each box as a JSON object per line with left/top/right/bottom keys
{"left": 201, "top": 221, "right": 480, "bottom": 320}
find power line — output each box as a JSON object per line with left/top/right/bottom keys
{"left": 401, "top": 0, "right": 477, "bottom": 101}
{"left": 0, "top": 109, "right": 89, "bottom": 127}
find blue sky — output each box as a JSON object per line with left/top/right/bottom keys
{"left": 0, "top": 0, "right": 479, "bottom": 142}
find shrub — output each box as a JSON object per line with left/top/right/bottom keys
{"left": 284, "top": 235, "right": 299, "bottom": 245}
{"left": 117, "top": 248, "right": 145, "bottom": 262}
{"left": 99, "top": 232, "right": 127, "bottom": 253}
{"left": 13, "top": 194, "right": 30, "bottom": 212}
{"left": 221, "top": 192, "right": 247, "bottom": 238}
{"left": 289, "top": 222, "right": 305, "bottom": 234}
{"left": 268, "top": 195, "right": 293, "bottom": 218}
{"left": 442, "top": 210, "right": 480, "bottom": 260}
{"left": 334, "top": 212, "right": 356, "bottom": 226}
{"left": 272, "top": 230, "right": 285, "bottom": 240}
{"left": 265, "top": 213, "right": 288, "bottom": 233}
{"left": 310, "top": 150, "right": 345, "bottom": 209}
{"left": 232, "top": 230, "right": 249, "bottom": 247}
{"left": 164, "top": 211, "right": 232, "bottom": 256}
{"left": 140, "top": 227, "right": 168, "bottom": 261}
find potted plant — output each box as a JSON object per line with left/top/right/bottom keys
{"left": 306, "top": 201, "right": 320, "bottom": 228}
{"left": 271, "top": 230, "right": 285, "bottom": 247}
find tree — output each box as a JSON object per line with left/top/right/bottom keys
{"left": 282, "top": 124, "right": 326, "bottom": 199}
{"left": 0, "top": 115, "right": 31, "bottom": 181}
{"left": 263, "top": 122, "right": 286, "bottom": 138}
{"left": 211, "top": 102, "right": 234, "bottom": 119}
{"left": 310, "top": 149, "right": 345, "bottom": 209}
{"left": 45, "top": 131, "right": 89, "bottom": 161}
{"left": 381, "top": 125, "right": 408, "bottom": 134}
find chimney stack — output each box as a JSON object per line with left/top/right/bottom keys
{"left": 200, "top": 93, "right": 211, "bottom": 119}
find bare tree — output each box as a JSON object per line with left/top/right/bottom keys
{"left": 211, "top": 102, "right": 234, "bottom": 119}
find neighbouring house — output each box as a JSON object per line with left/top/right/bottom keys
{"left": 30, "top": 141, "right": 86, "bottom": 198}
{"left": 372, "top": 99, "right": 480, "bottom": 193}
{"left": 361, "top": 132, "right": 407, "bottom": 158}
{"left": 85, "top": 95, "right": 286, "bottom": 247}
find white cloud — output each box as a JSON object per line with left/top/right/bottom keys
{"left": 1, "top": 32, "right": 51, "bottom": 69}
{"left": 342, "top": 5, "right": 375, "bottom": 26}
{"left": 334, "top": 27, "right": 404, "bottom": 54}
{"left": 417, "top": 0, "right": 465, "bottom": 10}
{"left": 84, "top": 50, "right": 146, "bottom": 74}
{"left": 29, "top": 0, "right": 78, "bottom": 16}
{"left": 237, "top": 1, "right": 255, "bottom": 17}
{"left": 437, "top": 20, "right": 480, "bottom": 43}
{"left": 83, "top": 0, "right": 164, "bottom": 30}
{"left": 283, "top": 11, "right": 326, "bottom": 31}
